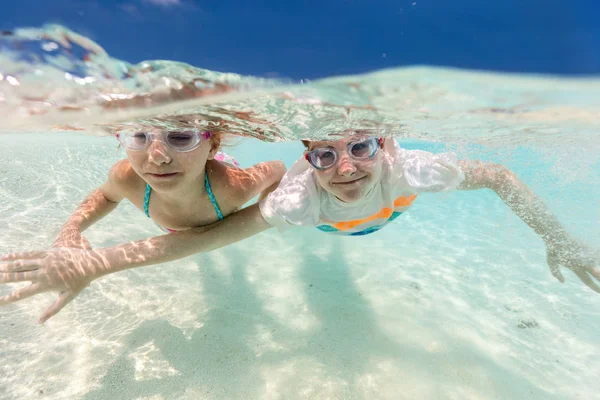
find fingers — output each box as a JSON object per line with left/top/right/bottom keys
{"left": 39, "top": 290, "right": 79, "bottom": 324}
{"left": 0, "top": 260, "right": 41, "bottom": 272}
{"left": 2, "top": 251, "right": 47, "bottom": 261}
{"left": 0, "top": 283, "right": 43, "bottom": 305}
{"left": 573, "top": 269, "right": 600, "bottom": 294}
{"left": 547, "top": 258, "right": 565, "bottom": 283}
{"left": 0, "top": 271, "right": 37, "bottom": 283}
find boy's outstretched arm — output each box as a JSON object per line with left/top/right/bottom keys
{"left": 0, "top": 203, "right": 273, "bottom": 323}
{"left": 458, "top": 160, "right": 600, "bottom": 292}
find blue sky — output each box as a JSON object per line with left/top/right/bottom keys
{"left": 2, "top": 0, "right": 599, "bottom": 80}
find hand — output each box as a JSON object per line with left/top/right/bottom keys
{"left": 52, "top": 228, "right": 92, "bottom": 250}
{"left": 0, "top": 248, "right": 108, "bottom": 323}
{"left": 546, "top": 239, "right": 600, "bottom": 293}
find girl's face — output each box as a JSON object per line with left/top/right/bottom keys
{"left": 124, "top": 130, "right": 218, "bottom": 191}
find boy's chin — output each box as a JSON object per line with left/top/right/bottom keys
{"left": 331, "top": 188, "right": 367, "bottom": 203}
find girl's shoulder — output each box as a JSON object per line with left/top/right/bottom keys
{"left": 105, "top": 159, "right": 146, "bottom": 196}
{"left": 211, "top": 159, "right": 287, "bottom": 206}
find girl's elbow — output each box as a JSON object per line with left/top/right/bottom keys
{"left": 269, "top": 160, "right": 287, "bottom": 182}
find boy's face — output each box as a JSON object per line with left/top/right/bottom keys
{"left": 306, "top": 137, "right": 384, "bottom": 203}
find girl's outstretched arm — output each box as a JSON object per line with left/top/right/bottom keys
{"left": 52, "top": 161, "right": 129, "bottom": 248}
{"left": 1, "top": 203, "right": 273, "bottom": 323}
{"left": 98, "top": 203, "right": 272, "bottom": 273}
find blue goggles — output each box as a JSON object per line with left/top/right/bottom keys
{"left": 304, "top": 137, "right": 383, "bottom": 170}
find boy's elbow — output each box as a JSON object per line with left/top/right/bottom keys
{"left": 460, "top": 160, "right": 515, "bottom": 191}
{"left": 486, "top": 163, "right": 516, "bottom": 191}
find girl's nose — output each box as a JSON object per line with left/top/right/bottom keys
{"left": 147, "top": 140, "right": 172, "bottom": 165}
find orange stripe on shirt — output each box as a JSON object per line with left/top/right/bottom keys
{"left": 394, "top": 194, "right": 417, "bottom": 207}
{"left": 326, "top": 195, "right": 418, "bottom": 232}
{"left": 331, "top": 207, "right": 394, "bottom": 231}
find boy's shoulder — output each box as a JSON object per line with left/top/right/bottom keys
{"left": 385, "top": 141, "right": 465, "bottom": 192}
{"left": 279, "top": 157, "right": 318, "bottom": 191}
{"left": 259, "top": 157, "right": 320, "bottom": 228}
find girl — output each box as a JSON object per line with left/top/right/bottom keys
{"left": 1, "top": 114, "right": 286, "bottom": 322}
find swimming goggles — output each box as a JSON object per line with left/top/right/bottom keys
{"left": 116, "top": 129, "right": 212, "bottom": 152}
{"left": 304, "top": 137, "right": 383, "bottom": 170}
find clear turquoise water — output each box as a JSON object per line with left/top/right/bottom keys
{"left": 1, "top": 131, "right": 599, "bottom": 399}
{"left": 1, "top": 25, "right": 600, "bottom": 400}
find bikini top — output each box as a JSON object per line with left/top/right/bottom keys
{"left": 143, "top": 171, "right": 223, "bottom": 233}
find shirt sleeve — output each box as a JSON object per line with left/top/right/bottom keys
{"left": 397, "top": 148, "right": 465, "bottom": 193}
{"left": 258, "top": 157, "right": 320, "bottom": 231}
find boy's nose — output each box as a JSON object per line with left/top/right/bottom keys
{"left": 336, "top": 155, "right": 357, "bottom": 176}
{"left": 147, "top": 141, "right": 172, "bottom": 165}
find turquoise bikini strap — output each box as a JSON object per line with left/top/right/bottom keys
{"left": 145, "top": 176, "right": 223, "bottom": 221}
{"left": 143, "top": 184, "right": 152, "bottom": 218}
{"left": 204, "top": 172, "right": 224, "bottom": 220}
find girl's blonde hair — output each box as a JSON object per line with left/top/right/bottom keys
{"left": 109, "top": 113, "right": 229, "bottom": 151}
